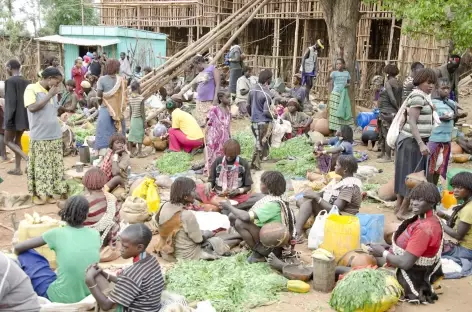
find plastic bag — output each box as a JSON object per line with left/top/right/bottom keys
{"left": 131, "top": 177, "right": 161, "bottom": 213}
{"left": 308, "top": 210, "right": 328, "bottom": 249}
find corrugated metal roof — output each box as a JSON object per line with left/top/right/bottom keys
{"left": 34, "top": 35, "right": 120, "bottom": 46}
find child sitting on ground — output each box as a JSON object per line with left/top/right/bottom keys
{"left": 315, "top": 125, "right": 354, "bottom": 173}
{"left": 85, "top": 224, "right": 167, "bottom": 311}
{"left": 14, "top": 195, "right": 101, "bottom": 303}
{"left": 100, "top": 133, "right": 130, "bottom": 195}
{"left": 58, "top": 80, "right": 80, "bottom": 116}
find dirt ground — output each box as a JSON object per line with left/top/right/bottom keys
{"left": 2, "top": 95, "right": 472, "bottom": 311}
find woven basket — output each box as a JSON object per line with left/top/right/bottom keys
{"left": 312, "top": 255, "right": 336, "bottom": 292}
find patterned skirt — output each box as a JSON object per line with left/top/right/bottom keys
{"left": 328, "top": 91, "right": 353, "bottom": 131}
{"left": 27, "top": 139, "right": 66, "bottom": 197}
{"left": 195, "top": 100, "right": 214, "bottom": 127}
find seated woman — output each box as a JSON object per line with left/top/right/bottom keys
{"left": 14, "top": 196, "right": 100, "bottom": 303}
{"left": 289, "top": 74, "right": 308, "bottom": 107}
{"left": 99, "top": 133, "right": 130, "bottom": 195}
{"left": 155, "top": 177, "right": 237, "bottom": 261}
{"left": 160, "top": 99, "right": 204, "bottom": 154}
{"left": 295, "top": 155, "right": 362, "bottom": 243}
{"left": 438, "top": 172, "right": 472, "bottom": 267}
{"left": 315, "top": 125, "right": 354, "bottom": 173}
{"left": 281, "top": 98, "right": 312, "bottom": 139}
{"left": 222, "top": 171, "right": 296, "bottom": 263}
{"left": 369, "top": 183, "right": 443, "bottom": 304}
{"left": 82, "top": 167, "right": 121, "bottom": 254}
{"left": 196, "top": 139, "right": 253, "bottom": 211}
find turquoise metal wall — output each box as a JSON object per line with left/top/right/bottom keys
{"left": 63, "top": 44, "right": 79, "bottom": 80}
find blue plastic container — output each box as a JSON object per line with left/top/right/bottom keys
{"left": 356, "top": 213, "right": 385, "bottom": 244}
{"left": 356, "top": 109, "right": 379, "bottom": 128}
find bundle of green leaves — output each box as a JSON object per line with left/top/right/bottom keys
{"left": 73, "top": 127, "right": 95, "bottom": 145}
{"left": 275, "top": 153, "right": 316, "bottom": 177}
{"left": 232, "top": 131, "right": 254, "bottom": 159}
{"left": 329, "top": 268, "right": 403, "bottom": 312}
{"left": 166, "top": 253, "right": 288, "bottom": 312}
{"left": 269, "top": 136, "right": 312, "bottom": 160}
{"left": 155, "top": 152, "right": 192, "bottom": 175}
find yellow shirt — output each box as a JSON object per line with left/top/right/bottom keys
{"left": 454, "top": 201, "right": 472, "bottom": 250}
{"left": 171, "top": 108, "right": 204, "bottom": 140}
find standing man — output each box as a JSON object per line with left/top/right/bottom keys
{"left": 3, "top": 59, "right": 30, "bottom": 176}
{"left": 228, "top": 38, "right": 244, "bottom": 103}
{"left": 119, "top": 52, "right": 132, "bottom": 84}
{"left": 435, "top": 54, "right": 461, "bottom": 102}
{"left": 88, "top": 52, "right": 102, "bottom": 78}
{"left": 247, "top": 69, "right": 274, "bottom": 170}
{"left": 300, "top": 39, "right": 324, "bottom": 103}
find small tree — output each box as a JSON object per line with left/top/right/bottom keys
{"left": 319, "top": 0, "right": 361, "bottom": 121}
{"left": 378, "top": 0, "right": 472, "bottom": 52}
{"left": 40, "top": 0, "right": 99, "bottom": 35}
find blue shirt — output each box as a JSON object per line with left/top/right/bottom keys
{"left": 330, "top": 71, "right": 351, "bottom": 93}
{"left": 249, "top": 84, "right": 273, "bottom": 123}
{"left": 430, "top": 98, "right": 455, "bottom": 143}
{"left": 328, "top": 137, "right": 353, "bottom": 155}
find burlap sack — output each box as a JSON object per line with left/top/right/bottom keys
{"left": 120, "top": 196, "right": 151, "bottom": 224}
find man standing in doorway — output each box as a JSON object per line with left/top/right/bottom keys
{"left": 300, "top": 39, "right": 324, "bottom": 103}
{"left": 88, "top": 52, "right": 103, "bottom": 77}
{"left": 119, "top": 52, "right": 132, "bottom": 83}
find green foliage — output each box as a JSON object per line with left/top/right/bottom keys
{"left": 329, "top": 269, "right": 402, "bottom": 312}
{"left": 166, "top": 253, "right": 287, "bottom": 312}
{"left": 275, "top": 153, "right": 316, "bottom": 177}
{"left": 269, "top": 136, "right": 312, "bottom": 160}
{"left": 155, "top": 152, "right": 192, "bottom": 175}
{"left": 40, "top": 0, "right": 98, "bottom": 35}
{"left": 73, "top": 127, "right": 95, "bottom": 145}
{"left": 373, "top": 0, "right": 472, "bottom": 51}
{"left": 232, "top": 131, "right": 254, "bottom": 159}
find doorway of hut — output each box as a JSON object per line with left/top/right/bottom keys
{"left": 78, "top": 45, "right": 99, "bottom": 60}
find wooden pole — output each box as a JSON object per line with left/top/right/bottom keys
{"left": 386, "top": 16, "right": 395, "bottom": 64}
{"left": 291, "top": 0, "right": 301, "bottom": 78}
{"left": 272, "top": 19, "right": 277, "bottom": 75}
{"left": 81, "top": 0, "right": 85, "bottom": 25}
{"left": 302, "top": 20, "right": 309, "bottom": 51}
{"left": 275, "top": 18, "right": 280, "bottom": 77}
{"left": 36, "top": 40, "right": 40, "bottom": 72}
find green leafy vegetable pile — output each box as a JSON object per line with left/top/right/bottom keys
{"left": 73, "top": 127, "right": 95, "bottom": 145}
{"left": 166, "top": 253, "right": 288, "bottom": 312}
{"left": 275, "top": 153, "right": 316, "bottom": 177}
{"left": 362, "top": 184, "right": 380, "bottom": 192}
{"left": 232, "top": 131, "right": 254, "bottom": 159}
{"left": 270, "top": 136, "right": 312, "bottom": 160}
{"left": 155, "top": 152, "right": 192, "bottom": 175}
{"left": 329, "top": 268, "right": 403, "bottom": 312}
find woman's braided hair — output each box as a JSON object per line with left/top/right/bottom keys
{"left": 82, "top": 167, "right": 108, "bottom": 191}
{"left": 261, "top": 171, "right": 286, "bottom": 196}
{"left": 58, "top": 195, "right": 90, "bottom": 227}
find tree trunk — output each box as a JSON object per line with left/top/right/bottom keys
{"left": 320, "top": 0, "right": 361, "bottom": 124}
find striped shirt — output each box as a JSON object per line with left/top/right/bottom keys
{"left": 109, "top": 256, "right": 164, "bottom": 312}
{"left": 129, "top": 93, "right": 144, "bottom": 118}
{"left": 401, "top": 94, "right": 433, "bottom": 138}
{"left": 402, "top": 76, "right": 414, "bottom": 102}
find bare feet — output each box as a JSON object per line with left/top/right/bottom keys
{"left": 32, "top": 196, "right": 47, "bottom": 205}
{"left": 247, "top": 251, "right": 266, "bottom": 264}
{"left": 267, "top": 252, "right": 286, "bottom": 272}
{"left": 367, "top": 140, "right": 373, "bottom": 151}
{"left": 7, "top": 169, "right": 22, "bottom": 176}
{"left": 377, "top": 156, "right": 393, "bottom": 163}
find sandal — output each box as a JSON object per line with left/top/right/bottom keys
{"left": 32, "top": 196, "right": 47, "bottom": 205}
